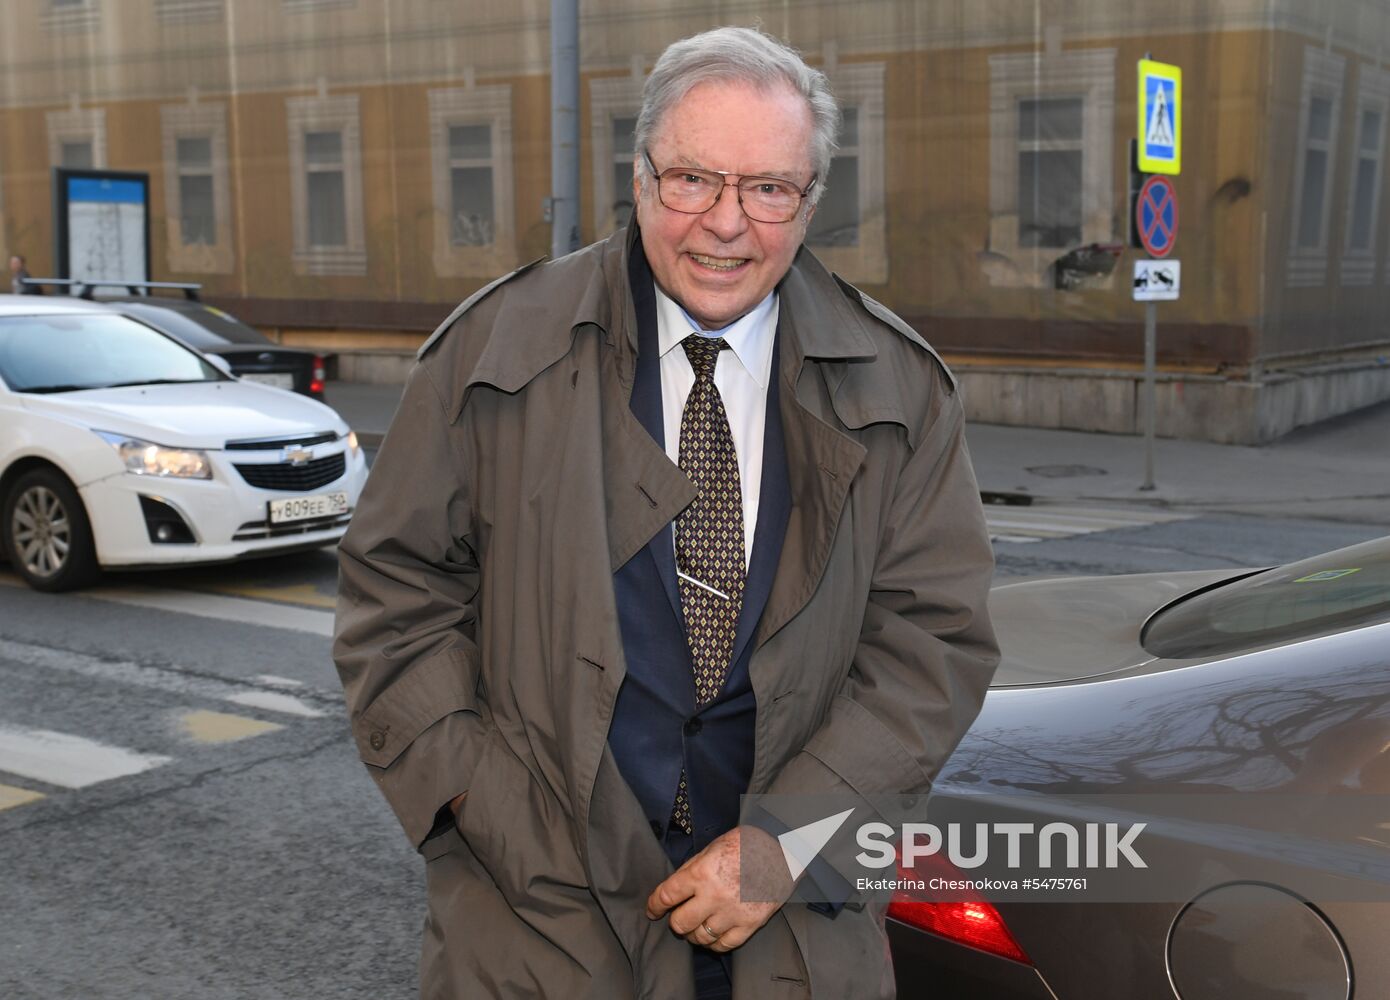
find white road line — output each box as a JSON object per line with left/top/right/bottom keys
{"left": 0, "top": 724, "right": 171, "bottom": 789}
{"left": 0, "top": 637, "right": 331, "bottom": 718}
{"left": 0, "top": 574, "right": 333, "bottom": 637}
{"left": 985, "top": 504, "right": 1191, "bottom": 542}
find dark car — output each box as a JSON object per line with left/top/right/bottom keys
{"left": 889, "top": 537, "right": 1390, "bottom": 999}
{"left": 105, "top": 297, "right": 326, "bottom": 399}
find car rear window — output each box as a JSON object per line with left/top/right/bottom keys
{"left": 119, "top": 302, "right": 272, "bottom": 347}
{"left": 0, "top": 313, "right": 221, "bottom": 391}
{"left": 1141, "top": 538, "right": 1390, "bottom": 659}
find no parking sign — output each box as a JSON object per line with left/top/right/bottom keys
{"left": 1136, "top": 175, "right": 1178, "bottom": 258}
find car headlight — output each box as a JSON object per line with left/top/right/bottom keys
{"left": 94, "top": 431, "right": 212, "bottom": 480}
{"left": 345, "top": 431, "right": 360, "bottom": 455}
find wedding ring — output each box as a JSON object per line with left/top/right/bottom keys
{"left": 701, "top": 922, "right": 722, "bottom": 941}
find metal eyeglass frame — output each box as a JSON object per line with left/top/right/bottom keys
{"left": 642, "top": 149, "right": 817, "bottom": 223}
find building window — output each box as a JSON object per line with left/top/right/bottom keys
{"left": 46, "top": 108, "right": 106, "bottom": 170}
{"left": 427, "top": 85, "right": 515, "bottom": 278}
{"left": 286, "top": 94, "right": 366, "bottom": 276}
{"left": 305, "top": 130, "right": 347, "bottom": 247}
{"left": 1016, "top": 97, "right": 1084, "bottom": 248}
{"left": 805, "top": 62, "right": 887, "bottom": 285}
{"left": 610, "top": 115, "right": 638, "bottom": 233}
{"left": 176, "top": 138, "right": 215, "bottom": 246}
{"left": 1342, "top": 65, "right": 1390, "bottom": 287}
{"left": 153, "top": 0, "right": 223, "bottom": 26}
{"left": 589, "top": 75, "right": 644, "bottom": 241}
{"left": 42, "top": 0, "right": 100, "bottom": 32}
{"left": 987, "top": 48, "right": 1116, "bottom": 288}
{"left": 447, "top": 125, "right": 495, "bottom": 247}
{"left": 808, "top": 107, "right": 861, "bottom": 248}
{"left": 1288, "top": 46, "right": 1346, "bottom": 287}
{"left": 161, "top": 103, "right": 233, "bottom": 273}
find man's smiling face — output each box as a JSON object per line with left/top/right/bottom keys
{"left": 634, "top": 79, "right": 816, "bottom": 331}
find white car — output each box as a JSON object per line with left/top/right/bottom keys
{"left": 0, "top": 295, "right": 368, "bottom": 591}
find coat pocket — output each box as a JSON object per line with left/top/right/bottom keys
{"left": 456, "top": 728, "right": 590, "bottom": 905}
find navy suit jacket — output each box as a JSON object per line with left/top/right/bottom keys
{"left": 607, "top": 240, "right": 791, "bottom": 848}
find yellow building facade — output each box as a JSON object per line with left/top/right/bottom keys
{"left": 3, "top": 0, "right": 1389, "bottom": 441}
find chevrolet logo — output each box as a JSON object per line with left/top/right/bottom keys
{"left": 281, "top": 446, "right": 313, "bottom": 467}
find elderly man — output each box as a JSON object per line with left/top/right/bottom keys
{"left": 334, "top": 25, "right": 998, "bottom": 1000}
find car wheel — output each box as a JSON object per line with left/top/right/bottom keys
{"left": 2, "top": 468, "right": 100, "bottom": 592}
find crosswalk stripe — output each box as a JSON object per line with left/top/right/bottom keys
{"left": 0, "top": 724, "right": 171, "bottom": 789}
{"left": 0, "top": 638, "right": 332, "bottom": 719}
{"left": 985, "top": 503, "right": 1191, "bottom": 542}
{"left": 0, "top": 573, "right": 333, "bottom": 636}
{"left": 0, "top": 783, "right": 45, "bottom": 811}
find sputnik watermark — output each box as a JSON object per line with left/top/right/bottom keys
{"left": 856, "top": 821, "right": 1148, "bottom": 870}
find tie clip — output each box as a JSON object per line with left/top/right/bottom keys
{"left": 677, "top": 570, "right": 732, "bottom": 601}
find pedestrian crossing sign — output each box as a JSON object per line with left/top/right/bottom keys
{"left": 1138, "top": 59, "right": 1182, "bottom": 174}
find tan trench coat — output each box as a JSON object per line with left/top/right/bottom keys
{"left": 333, "top": 226, "right": 999, "bottom": 999}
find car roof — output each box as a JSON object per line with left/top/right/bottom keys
{"left": 0, "top": 294, "right": 116, "bottom": 317}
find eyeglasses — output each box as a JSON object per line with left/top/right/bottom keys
{"left": 643, "top": 150, "right": 816, "bottom": 224}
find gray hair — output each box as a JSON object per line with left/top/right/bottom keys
{"left": 633, "top": 26, "right": 839, "bottom": 206}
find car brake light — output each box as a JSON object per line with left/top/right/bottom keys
{"left": 311, "top": 355, "right": 326, "bottom": 395}
{"left": 887, "top": 859, "right": 1031, "bottom": 965}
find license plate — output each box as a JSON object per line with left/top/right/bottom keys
{"left": 243, "top": 372, "right": 295, "bottom": 390}
{"left": 268, "top": 491, "right": 349, "bottom": 524}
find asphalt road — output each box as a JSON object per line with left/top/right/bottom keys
{"left": 1, "top": 500, "right": 1385, "bottom": 997}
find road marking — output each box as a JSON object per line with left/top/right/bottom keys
{"left": 0, "top": 637, "right": 332, "bottom": 719}
{"left": 192, "top": 581, "right": 336, "bottom": 610}
{"left": 179, "top": 710, "right": 283, "bottom": 744}
{"left": 254, "top": 674, "right": 304, "bottom": 688}
{"left": 985, "top": 504, "right": 1191, "bottom": 543}
{"left": 224, "top": 690, "right": 323, "bottom": 718}
{"left": 0, "top": 783, "right": 45, "bottom": 811}
{"left": 0, "top": 724, "right": 171, "bottom": 789}
{"left": 0, "top": 573, "right": 332, "bottom": 636}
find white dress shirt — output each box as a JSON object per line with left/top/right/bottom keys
{"left": 654, "top": 285, "right": 778, "bottom": 569}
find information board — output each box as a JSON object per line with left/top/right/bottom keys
{"left": 53, "top": 169, "right": 151, "bottom": 287}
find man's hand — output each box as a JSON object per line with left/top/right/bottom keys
{"left": 646, "top": 825, "right": 794, "bottom": 952}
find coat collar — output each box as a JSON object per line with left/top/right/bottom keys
{"left": 447, "top": 224, "right": 884, "bottom": 415}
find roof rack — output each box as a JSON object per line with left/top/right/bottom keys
{"left": 16, "top": 278, "right": 80, "bottom": 291}
{"left": 75, "top": 280, "right": 203, "bottom": 301}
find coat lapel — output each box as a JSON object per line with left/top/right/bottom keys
{"left": 754, "top": 253, "right": 875, "bottom": 648}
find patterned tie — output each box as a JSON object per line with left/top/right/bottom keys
{"left": 670, "top": 335, "right": 746, "bottom": 835}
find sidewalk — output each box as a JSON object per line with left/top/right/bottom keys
{"left": 324, "top": 381, "right": 1390, "bottom": 527}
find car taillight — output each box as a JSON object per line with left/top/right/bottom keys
{"left": 311, "top": 355, "right": 326, "bottom": 395}
{"left": 887, "top": 860, "right": 1031, "bottom": 965}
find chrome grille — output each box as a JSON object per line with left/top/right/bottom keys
{"left": 233, "top": 453, "right": 345, "bottom": 491}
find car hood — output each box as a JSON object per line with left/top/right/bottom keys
{"left": 989, "top": 568, "right": 1253, "bottom": 687}
{"left": 20, "top": 380, "right": 345, "bottom": 449}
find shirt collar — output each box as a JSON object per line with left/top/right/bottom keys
{"left": 653, "top": 284, "right": 778, "bottom": 389}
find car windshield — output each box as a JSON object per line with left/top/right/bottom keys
{"left": 116, "top": 302, "right": 272, "bottom": 349}
{"left": 0, "top": 313, "right": 223, "bottom": 392}
{"left": 1142, "top": 537, "right": 1390, "bottom": 659}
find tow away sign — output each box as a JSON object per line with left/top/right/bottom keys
{"left": 1138, "top": 59, "right": 1182, "bottom": 174}
{"left": 1134, "top": 259, "right": 1180, "bottom": 300}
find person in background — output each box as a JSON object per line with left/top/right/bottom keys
{"left": 9, "top": 255, "right": 42, "bottom": 295}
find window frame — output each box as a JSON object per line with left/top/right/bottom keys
{"left": 1288, "top": 45, "right": 1347, "bottom": 288}
{"left": 427, "top": 84, "right": 516, "bottom": 278}
{"left": 588, "top": 74, "right": 644, "bottom": 241}
{"left": 160, "top": 102, "right": 234, "bottom": 274}
{"left": 987, "top": 47, "right": 1117, "bottom": 289}
{"left": 286, "top": 93, "right": 366, "bottom": 276}
{"left": 46, "top": 107, "right": 107, "bottom": 171}
{"left": 810, "top": 62, "right": 888, "bottom": 286}
{"left": 1341, "top": 65, "right": 1390, "bottom": 286}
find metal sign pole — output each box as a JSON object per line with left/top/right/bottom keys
{"left": 1142, "top": 301, "right": 1157, "bottom": 491}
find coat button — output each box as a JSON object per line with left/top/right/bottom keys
{"left": 683, "top": 717, "right": 703, "bottom": 736}
{"left": 369, "top": 731, "right": 387, "bottom": 751}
